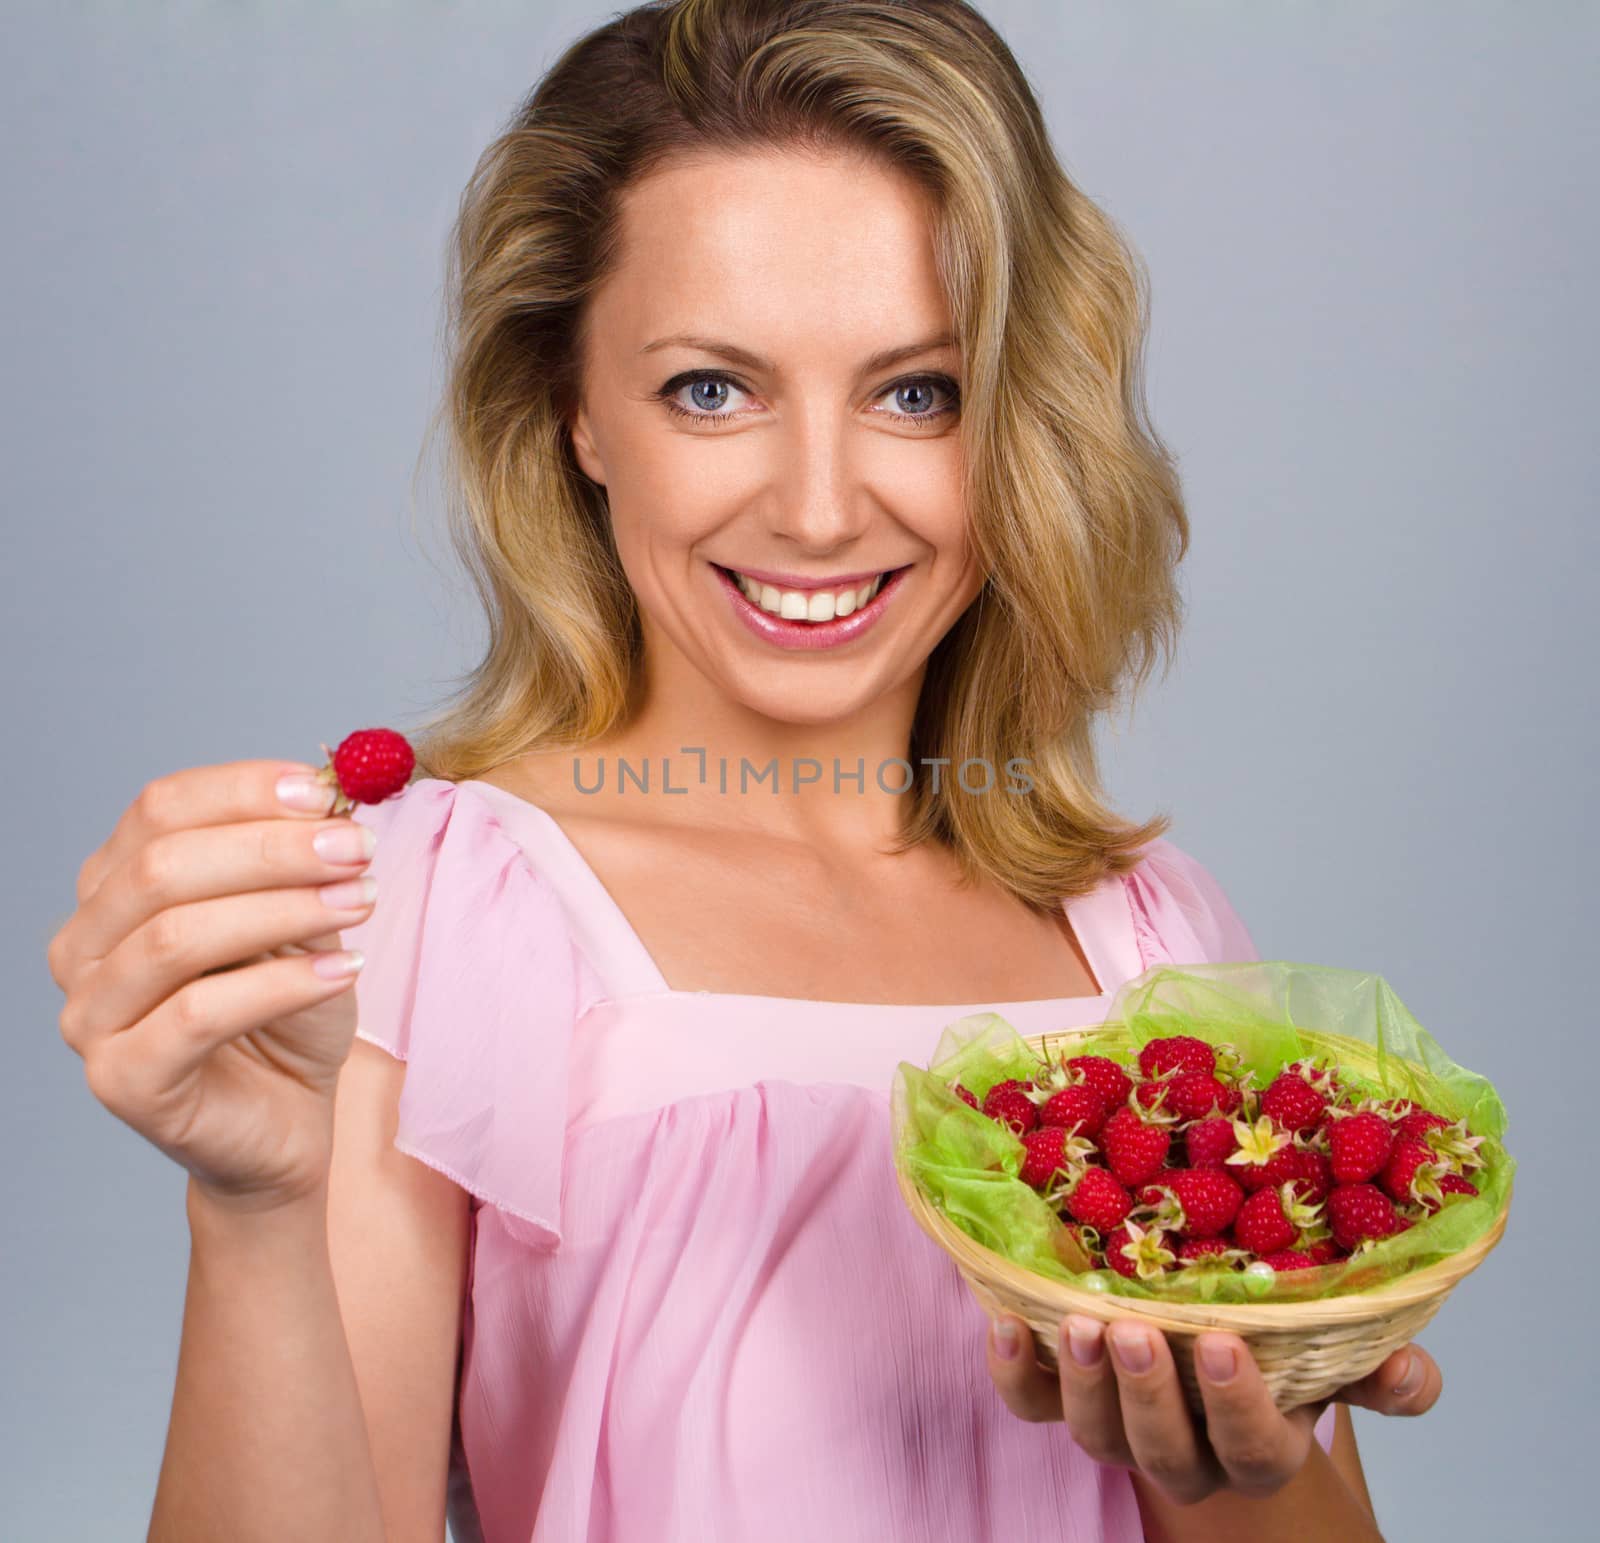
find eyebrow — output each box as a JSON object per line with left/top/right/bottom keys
{"left": 638, "top": 332, "right": 958, "bottom": 375}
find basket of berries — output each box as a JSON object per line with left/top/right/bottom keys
{"left": 890, "top": 961, "right": 1514, "bottom": 1413}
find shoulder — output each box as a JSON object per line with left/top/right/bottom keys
{"left": 340, "top": 778, "right": 596, "bottom": 1053}
{"left": 339, "top": 777, "right": 583, "bottom": 1249}
{"left": 1121, "top": 833, "right": 1260, "bottom": 965}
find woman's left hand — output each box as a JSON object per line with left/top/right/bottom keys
{"left": 984, "top": 1310, "right": 1441, "bottom": 1506}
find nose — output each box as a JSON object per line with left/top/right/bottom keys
{"left": 765, "top": 412, "right": 874, "bottom": 553}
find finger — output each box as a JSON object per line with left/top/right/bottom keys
{"left": 75, "top": 760, "right": 333, "bottom": 910}
{"left": 1054, "top": 1316, "right": 1133, "bottom": 1466}
{"left": 84, "top": 947, "right": 365, "bottom": 1118}
{"left": 1337, "top": 1344, "right": 1442, "bottom": 1417}
{"left": 72, "top": 804, "right": 371, "bottom": 973}
{"left": 58, "top": 880, "right": 377, "bottom": 1060}
{"left": 1192, "top": 1332, "right": 1305, "bottom": 1498}
{"left": 1106, "top": 1322, "right": 1218, "bottom": 1504}
{"left": 985, "top": 1312, "right": 1063, "bottom": 1423}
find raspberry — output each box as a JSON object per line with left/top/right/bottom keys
{"left": 1064, "top": 1055, "right": 1133, "bottom": 1110}
{"left": 1185, "top": 1117, "right": 1239, "bottom": 1168}
{"left": 982, "top": 1079, "right": 1038, "bottom": 1136}
{"left": 1326, "top": 1184, "right": 1403, "bottom": 1249}
{"left": 1428, "top": 1173, "right": 1480, "bottom": 1208}
{"left": 1160, "top": 1168, "right": 1244, "bottom": 1238}
{"left": 1103, "top": 1218, "right": 1175, "bottom": 1279}
{"left": 1260, "top": 1248, "right": 1319, "bottom": 1272}
{"left": 1237, "top": 1146, "right": 1331, "bottom": 1201}
{"left": 1165, "top": 1071, "right": 1242, "bottom": 1122}
{"left": 1234, "top": 1186, "right": 1297, "bottom": 1255}
{"left": 951, "top": 1082, "right": 980, "bottom": 1110}
{"left": 1038, "top": 1084, "right": 1107, "bottom": 1138}
{"left": 1138, "top": 1035, "right": 1215, "bottom": 1080}
{"left": 1019, "top": 1126, "right": 1083, "bottom": 1189}
{"left": 1063, "top": 1168, "right": 1133, "bottom": 1232}
{"left": 1379, "top": 1136, "right": 1450, "bottom": 1208}
{"left": 1261, "top": 1070, "right": 1329, "bottom": 1134}
{"left": 1327, "top": 1110, "right": 1394, "bottom": 1184}
{"left": 1101, "top": 1105, "right": 1172, "bottom": 1188}
{"left": 317, "top": 728, "right": 415, "bottom": 814}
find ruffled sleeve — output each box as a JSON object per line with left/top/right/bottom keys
{"left": 337, "top": 779, "right": 580, "bottom": 1251}
{"left": 1122, "top": 835, "right": 1261, "bottom": 970}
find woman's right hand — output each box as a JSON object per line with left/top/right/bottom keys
{"left": 48, "top": 759, "right": 382, "bottom": 1214}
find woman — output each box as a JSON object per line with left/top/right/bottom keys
{"left": 49, "top": 2, "right": 1439, "bottom": 1538}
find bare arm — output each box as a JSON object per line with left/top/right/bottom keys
{"left": 1132, "top": 1406, "right": 1380, "bottom": 1543}
{"left": 147, "top": 1180, "right": 388, "bottom": 1543}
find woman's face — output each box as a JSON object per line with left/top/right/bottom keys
{"left": 568, "top": 145, "right": 985, "bottom": 728}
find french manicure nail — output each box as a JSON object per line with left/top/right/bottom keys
{"left": 1392, "top": 1352, "right": 1423, "bottom": 1398}
{"left": 313, "top": 823, "right": 378, "bottom": 863}
{"left": 992, "top": 1319, "right": 1020, "bottom": 1360}
{"left": 277, "top": 774, "right": 332, "bottom": 813}
{"left": 319, "top": 875, "right": 377, "bottom": 910}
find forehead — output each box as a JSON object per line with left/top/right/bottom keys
{"left": 594, "top": 146, "right": 952, "bottom": 352}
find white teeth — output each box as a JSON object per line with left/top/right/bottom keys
{"left": 731, "top": 569, "right": 887, "bottom": 621}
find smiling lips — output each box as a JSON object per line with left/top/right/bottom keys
{"left": 712, "top": 561, "right": 909, "bottom": 650}
{"left": 727, "top": 567, "right": 888, "bottom": 621}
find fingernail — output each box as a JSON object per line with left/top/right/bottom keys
{"left": 1110, "top": 1328, "right": 1153, "bottom": 1374}
{"left": 311, "top": 948, "right": 364, "bottom": 979}
{"left": 277, "top": 774, "right": 333, "bottom": 813}
{"left": 1392, "top": 1352, "right": 1423, "bottom": 1398}
{"left": 318, "top": 874, "right": 377, "bottom": 911}
{"left": 1065, "top": 1318, "right": 1103, "bottom": 1369}
{"left": 1198, "top": 1339, "right": 1236, "bottom": 1384}
{"left": 992, "top": 1319, "right": 1020, "bottom": 1361}
{"left": 313, "top": 823, "right": 378, "bottom": 863}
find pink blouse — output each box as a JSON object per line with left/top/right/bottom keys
{"left": 342, "top": 778, "right": 1333, "bottom": 1542}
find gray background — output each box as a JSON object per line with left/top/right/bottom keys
{"left": 5, "top": 2, "right": 1593, "bottom": 1538}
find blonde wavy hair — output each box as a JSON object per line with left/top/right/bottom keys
{"left": 404, "top": 0, "right": 1188, "bottom": 910}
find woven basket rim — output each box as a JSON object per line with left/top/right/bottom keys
{"left": 895, "top": 1157, "right": 1510, "bottom": 1331}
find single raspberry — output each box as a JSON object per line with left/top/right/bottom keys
{"left": 1101, "top": 1105, "right": 1172, "bottom": 1188}
{"left": 1038, "top": 1083, "right": 1107, "bottom": 1138}
{"left": 1379, "top": 1136, "right": 1449, "bottom": 1208}
{"left": 982, "top": 1078, "right": 1039, "bottom": 1136}
{"left": 316, "top": 728, "right": 416, "bottom": 814}
{"left": 1184, "top": 1116, "right": 1239, "bottom": 1168}
{"left": 1133, "top": 1079, "right": 1173, "bottom": 1115}
{"left": 1164, "top": 1071, "right": 1242, "bottom": 1122}
{"left": 1177, "top": 1236, "right": 1236, "bottom": 1262}
{"left": 1282, "top": 1057, "right": 1341, "bottom": 1096}
{"left": 1261, "top": 1070, "right": 1330, "bottom": 1134}
{"left": 951, "top": 1082, "right": 980, "bottom": 1110}
{"left": 1300, "top": 1237, "right": 1346, "bottom": 1265}
{"left": 1427, "top": 1173, "right": 1480, "bottom": 1209}
{"left": 1237, "top": 1145, "right": 1331, "bottom": 1202}
{"left": 1234, "top": 1186, "right": 1298, "bottom": 1255}
{"left": 1327, "top": 1110, "right": 1395, "bottom": 1184}
{"left": 1138, "top": 1035, "right": 1215, "bottom": 1080}
{"left": 1103, "top": 1218, "right": 1175, "bottom": 1280}
{"left": 1259, "top": 1248, "right": 1319, "bottom": 1272}
{"left": 1062, "top": 1167, "right": 1133, "bottom": 1232}
{"left": 1064, "top": 1055, "right": 1134, "bottom": 1109}
{"left": 1019, "top": 1126, "right": 1084, "bottom": 1189}
{"left": 1391, "top": 1108, "right": 1450, "bottom": 1142}
{"left": 1159, "top": 1168, "right": 1244, "bottom": 1239}
{"left": 1134, "top": 1172, "right": 1179, "bottom": 1208}
{"left": 1326, "top": 1184, "right": 1403, "bottom": 1250}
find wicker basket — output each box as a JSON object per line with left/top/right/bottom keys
{"left": 893, "top": 1024, "right": 1513, "bottom": 1414}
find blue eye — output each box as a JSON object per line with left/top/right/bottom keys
{"left": 653, "top": 371, "right": 961, "bottom": 427}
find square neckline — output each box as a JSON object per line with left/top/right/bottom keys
{"left": 454, "top": 777, "right": 1128, "bottom": 1012}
